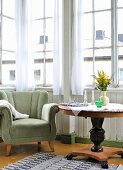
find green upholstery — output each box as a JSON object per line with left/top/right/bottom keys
{"left": 0, "top": 90, "right": 59, "bottom": 147}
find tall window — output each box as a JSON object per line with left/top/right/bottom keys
{"left": 82, "top": 0, "right": 123, "bottom": 87}
{"left": 0, "top": 0, "right": 54, "bottom": 87}
{"left": 0, "top": 0, "right": 16, "bottom": 85}
{"left": 32, "top": 0, "right": 53, "bottom": 87}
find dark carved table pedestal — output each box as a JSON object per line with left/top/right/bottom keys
{"left": 90, "top": 118, "right": 105, "bottom": 152}
{"left": 66, "top": 117, "right": 109, "bottom": 168}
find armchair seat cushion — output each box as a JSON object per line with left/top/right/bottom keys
{"left": 11, "top": 119, "right": 50, "bottom": 139}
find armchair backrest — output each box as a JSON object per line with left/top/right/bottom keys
{"left": 0, "top": 90, "right": 48, "bottom": 119}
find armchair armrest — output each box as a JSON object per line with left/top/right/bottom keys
{"left": 42, "top": 103, "right": 59, "bottom": 123}
{"left": 0, "top": 107, "right": 13, "bottom": 142}
{"left": 42, "top": 103, "right": 59, "bottom": 140}
{"left": 0, "top": 106, "right": 13, "bottom": 126}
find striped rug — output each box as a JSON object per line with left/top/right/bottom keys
{"left": 2, "top": 152, "right": 119, "bottom": 170}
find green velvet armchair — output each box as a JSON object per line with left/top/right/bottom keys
{"left": 0, "top": 90, "right": 59, "bottom": 156}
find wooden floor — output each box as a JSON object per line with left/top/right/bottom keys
{"left": 0, "top": 140, "right": 123, "bottom": 168}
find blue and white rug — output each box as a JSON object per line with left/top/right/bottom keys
{"left": 2, "top": 152, "right": 120, "bottom": 170}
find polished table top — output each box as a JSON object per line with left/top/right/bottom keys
{"left": 59, "top": 103, "right": 123, "bottom": 118}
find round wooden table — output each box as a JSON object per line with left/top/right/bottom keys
{"left": 59, "top": 103, "right": 123, "bottom": 169}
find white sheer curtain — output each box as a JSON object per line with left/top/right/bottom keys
{"left": 15, "top": 0, "right": 35, "bottom": 91}
{"left": 53, "top": 0, "right": 63, "bottom": 95}
{"left": 71, "top": 0, "right": 85, "bottom": 95}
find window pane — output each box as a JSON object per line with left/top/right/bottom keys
{"left": 46, "top": 52, "right": 53, "bottom": 59}
{"left": 34, "top": 52, "right": 44, "bottom": 85}
{"left": 83, "top": 49, "right": 93, "bottom": 85}
{"left": 95, "top": 11, "right": 111, "bottom": 48}
{"left": 83, "top": 13, "right": 93, "bottom": 49}
{"left": 94, "top": 48, "right": 111, "bottom": 77}
{"left": 118, "top": 0, "right": 123, "bottom": 7}
{"left": 34, "top": 52, "right": 44, "bottom": 62}
{"left": 119, "top": 67, "right": 123, "bottom": 84}
{"left": 34, "top": 69, "right": 41, "bottom": 82}
{"left": 34, "top": 64, "right": 43, "bottom": 85}
{"left": 2, "top": 17, "right": 16, "bottom": 51}
{"left": 118, "top": 9, "right": 123, "bottom": 47}
{"left": 83, "top": 0, "right": 92, "bottom": 12}
{"left": 10, "top": 70, "right": 15, "bottom": 81}
{"left": 46, "top": 63, "right": 53, "bottom": 84}
{"left": 84, "top": 61, "right": 93, "bottom": 85}
{"left": 32, "top": 20, "right": 44, "bottom": 52}
{"left": 0, "top": 0, "right": 1, "bottom": 14}
{"left": 94, "top": 0, "right": 111, "bottom": 10}
{"left": 0, "top": 18, "right": 1, "bottom": 47}
{"left": 45, "top": 0, "right": 53, "bottom": 17}
{"left": 118, "top": 47, "right": 123, "bottom": 57}
{"left": 32, "top": 0, "right": 44, "bottom": 19}
{"left": 2, "top": 51, "right": 15, "bottom": 85}
{"left": 3, "top": 0, "right": 15, "bottom": 18}
{"left": 118, "top": 9, "right": 123, "bottom": 85}
{"left": 34, "top": 51, "right": 53, "bottom": 85}
{"left": 46, "top": 19, "right": 53, "bottom": 50}
{"left": 83, "top": 49, "right": 93, "bottom": 61}
{"left": 118, "top": 47, "right": 123, "bottom": 85}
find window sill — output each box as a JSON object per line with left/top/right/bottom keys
{"left": 0, "top": 85, "right": 123, "bottom": 94}
{"left": 35, "top": 86, "right": 53, "bottom": 92}
{"left": 85, "top": 86, "right": 123, "bottom": 93}
{"left": 0, "top": 85, "right": 53, "bottom": 92}
{"left": 0, "top": 86, "right": 16, "bottom": 91}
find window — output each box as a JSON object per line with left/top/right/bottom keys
{"left": 32, "top": 0, "right": 53, "bottom": 86}
{"left": 82, "top": 0, "right": 123, "bottom": 87}
{"left": 0, "top": 0, "right": 54, "bottom": 87}
{"left": 0, "top": 0, "right": 16, "bottom": 85}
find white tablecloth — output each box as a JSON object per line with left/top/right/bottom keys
{"left": 69, "top": 103, "right": 123, "bottom": 116}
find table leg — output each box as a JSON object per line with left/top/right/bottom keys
{"left": 90, "top": 118, "right": 105, "bottom": 152}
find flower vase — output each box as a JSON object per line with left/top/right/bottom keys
{"left": 100, "top": 91, "right": 109, "bottom": 106}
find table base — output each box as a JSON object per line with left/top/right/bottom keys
{"left": 66, "top": 145, "right": 123, "bottom": 169}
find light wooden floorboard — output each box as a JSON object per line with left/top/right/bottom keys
{"left": 0, "top": 140, "right": 123, "bottom": 168}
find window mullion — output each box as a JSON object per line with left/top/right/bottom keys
{"left": 111, "top": 0, "right": 118, "bottom": 87}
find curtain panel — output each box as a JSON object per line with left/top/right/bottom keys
{"left": 71, "top": 0, "right": 85, "bottom": 95}
{"left": 15, "top": 0, "right": 35, "bottom": 91}
{"left": 53, "top": 0, "right": 63, "bottom": 95}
